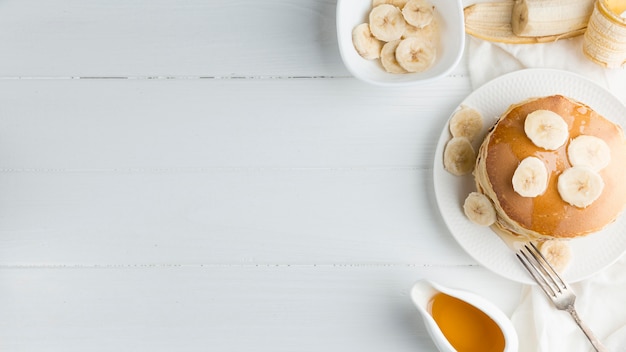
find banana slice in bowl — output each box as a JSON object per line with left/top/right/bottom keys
{"left": 336, "top": 0, "right": 465, "bottom": 86}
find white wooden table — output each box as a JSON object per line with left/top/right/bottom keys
{"left": 0, "top": 1, "right": 523, "bottom": 351}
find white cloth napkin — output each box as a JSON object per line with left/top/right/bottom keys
{"left": 468, "top": 35, "right": 626, "bottom": 102}
{"left": 465, "top": 22, "right": 626, "bottom": 352}
{"left": 510, "top": 255, "right": 626, "bottom": 351}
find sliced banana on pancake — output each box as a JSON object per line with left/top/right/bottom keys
{"left": 567, "top": 135, "right": 611, "bottom": 171}
{"left": 558, "top": 166, "right": 604, "bottom": 208}
{"left": 512, "top": 156, "right": 548, "bottom": 197}
{"left": 524, "top": 109, "right": 569, "bottom": 150}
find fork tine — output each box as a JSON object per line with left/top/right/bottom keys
{"left": 516, "top": 242, "right": 569, "bottom": 298}
{"left": 526, "top": 242, "right": 567, "bottom": 290}
{"left": 516, "top": 248, "right": 557, "bottom": 297}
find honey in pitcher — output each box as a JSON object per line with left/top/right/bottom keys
{"left": 428, "top": 292, "right": 505, "bottom": 352}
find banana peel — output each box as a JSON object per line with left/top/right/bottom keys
{"left": 464, "top": 1, "right": 586, "bottom": 44}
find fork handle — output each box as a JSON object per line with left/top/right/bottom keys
{"left": 567, "top": 306, "right": 608, "bottom": 352}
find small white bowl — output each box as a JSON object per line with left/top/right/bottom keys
{"left": 336, "top": 0, "right": 465, "bottom": 86}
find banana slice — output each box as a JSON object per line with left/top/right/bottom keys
{"left": 463, "top": 192, "right": 497, "bottom": 226}
{"left": 524, "top": 109, "right": 569, "bottom": 150}
{"left": 567, "top": 135, "right": 611, "bottom": 171}
{"left": 558, "top": 166, "right": 604, "bottom": 208}
{"left": 402, "top": 18, "right": 439, "bottom": 42}
{"left": 369, "top": 4, "right": 407, "bottom": 42}
{"left": 373, "top": 0, "right": 409, "bottom": 8}
{"left": 395, "top": 36, "right": 436, "bottom": 73}
{"left": 402, "top": 0, "right": 435, "bottom": 28}
{"left": 512, "top": 156, "right": 549, "bottom": 197}
{"left": 352, "top": 23, "right": 384, "bottom": 60}
{"left": 449, "top": 106, "right": 483, "bottom": 142}
{"left": 443, "top": 137, "right": 476, "bottom": 176}
{"left": 538, "top": 240, "right": 572, "bottom": 274}
{"left": 380, "top": 40, "right": 408, "bottom": 73}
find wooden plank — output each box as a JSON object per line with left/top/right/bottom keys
{"left": 0, "top": 0, "right": 469, "bottom": 78}
{"left": 0, "top": 265, "right": 521, "bottom": 352}
{"left": 0, "top": 167, "right": 472, "bottom": 265}
{"left": 0, "top": 78, "right": 471, "bottom": 169}
{"left": 0, "top": 0, "right": 353, "bottom": 77}
{"left": 0, "top": 78, "right": 476, "bottom": 265}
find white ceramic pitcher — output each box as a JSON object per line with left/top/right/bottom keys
{"left": 410, "top": 280, "right": 519, "bottom": 352}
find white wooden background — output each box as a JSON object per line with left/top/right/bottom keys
{"left": 0, "top": 1, "right": 523, "bottom": 351}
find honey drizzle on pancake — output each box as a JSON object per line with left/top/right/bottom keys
{"left": 484, "top": 95, "right": 626, "bottom": 238}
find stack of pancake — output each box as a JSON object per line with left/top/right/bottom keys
{"left": 474, "top": 95, "right": 626, "bottom": 240}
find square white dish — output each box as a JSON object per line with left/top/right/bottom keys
{"left": 336, "top": 0, "right": 465, "bottom": 86}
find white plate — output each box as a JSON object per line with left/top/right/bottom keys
{"left": 433, "top": 68, "right": 626, "bottom": 284}
{"left": 336, "top": 0, "right": 464, "bottom": 86}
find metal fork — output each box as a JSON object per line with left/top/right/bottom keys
{"left": 516, "top": 243, "right": 608, "bottom": 352}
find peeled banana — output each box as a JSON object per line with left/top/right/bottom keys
{"left": 558, "top": 166, "right": 605, "bottom": 208}
{"left": 524, "top": 110, "right": 569, "bottom": 151}
{"left": 512, "top": 156, "right": 548, "bottom": 197}
{"left": 567, "top": 135, "right": 611, "bottom": 171}
{"left": 511, "top": 0, "right": 594, "bottom": 37}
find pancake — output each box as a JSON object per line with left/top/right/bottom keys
{"left": 475, "top": 95, "right": 626, "bottom": 239}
